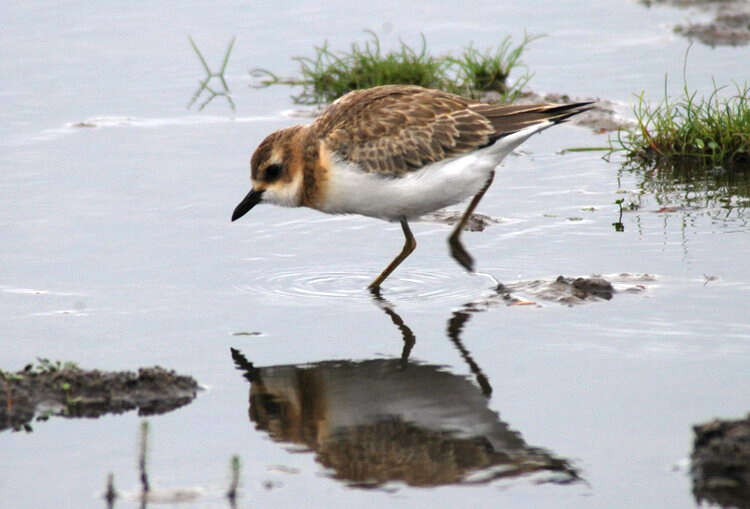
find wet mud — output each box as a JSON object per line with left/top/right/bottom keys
{"left": 692, "top": 414, "right": 750, "bottom": 508}
{"left": 501, "top": 276, "right": 617, "bottom": 303}
{"left": 421, "top": 210, "right": 501, "bottom": 231}
{"left": 640, "top": 0, "right": 750, "bottom": 46}
{"left": 474, "top": 274, "right": 651, "bottom": 307}
{"left": 1, "top": 364, "right": 199, "bottom": 432}
{"left": 641, "top": 0, "right": 742, "bottom": 7}
{"left": 676, "top": 10, "right": 750, "bottom": 46}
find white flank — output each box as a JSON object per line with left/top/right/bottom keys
{"left": 322, "top": 121, "right": 555, "bottom": 221}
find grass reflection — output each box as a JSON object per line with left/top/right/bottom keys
{"left": 622, "top": 161, "right": 750, "bottom": 223}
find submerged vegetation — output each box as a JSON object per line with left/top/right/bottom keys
{"left": 612, "top": 80, "right": 750, "bottom": 171}
{"left": 251, "top": 30, "right": 537, "bottom": 104}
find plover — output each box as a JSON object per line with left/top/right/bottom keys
{"left": 232, "top": 85, "right": 592, "bottom": 290}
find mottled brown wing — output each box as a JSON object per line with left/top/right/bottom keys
{"left": 314, "top": 86, "right": 496, "bottom": 176}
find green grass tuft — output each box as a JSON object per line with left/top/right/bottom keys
{"left": 251, "top": 31, "right": 536, "bottom": 105}
{"left": 448, "top": 34, "right": 540, "bottom": 99}
{"left": 612, "top": 80, "right": 750, "bottom": 171}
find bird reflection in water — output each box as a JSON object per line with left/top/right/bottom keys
{"left": 231, "top": 292, "right": 580, "bottom": 488}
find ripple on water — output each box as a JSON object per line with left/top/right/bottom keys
{"left": 236, "top": 266, "right": 482, "bottom": 305}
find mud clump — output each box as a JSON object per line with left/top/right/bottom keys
{"left": 567, "top": 276, "right": 616, "bottom": 300}
{"left": 453, "top": 274, "right": 652, "bottom": 311}
{"left": 1, "top": 364, "right": 199, "bottom": 432}
{"left": 495, "top": 274, "right": 651, "bottom": 306}
{"left": 501, "top": 276, "right": 614, "bottom": 305}
{"left": 421, "top": 210, "right": 500, "bottom": 231}
{"left": 692, "top": 414, "right": 750, "bottom": 509}
{"left": 642, "top": 0, "right": 750, "bottom": 46}
{"left": 676, "top": 11, "right": 750, "bottom": 46}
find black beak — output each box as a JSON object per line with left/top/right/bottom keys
{"left": 231, "top": 189, "right": 264, "bottom": 221}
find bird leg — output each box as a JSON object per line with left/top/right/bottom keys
{"left": 448, "top": 170, "right": 495, "bottom": 272}
{"left": 368, "top": 217, "right": 416, "bottom": 290}
{"left": 368, "top": 289, "right": 416, "bottom": 367}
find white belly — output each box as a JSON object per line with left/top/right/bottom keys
{"left": 319, "top": 122, "right": 550, "bottom": 221}
{"left": 322, "top": 149, "right": 495, "bottom": 221}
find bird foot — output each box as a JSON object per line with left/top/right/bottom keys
{"left": 448, "top": 237, "right": 475, "bottom": 273}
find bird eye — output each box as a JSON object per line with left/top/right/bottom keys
{"left": 264, "top": 164, "right": 283, "bottom": 182}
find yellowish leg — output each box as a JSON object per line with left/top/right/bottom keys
{"left": 368, "top": 289, "right": 416, "bottom": 365}
{"left": 368, "top": 217, "right": 416, "bottom": 291}
{"left": 448, "top": 170, "right": 495, "bottom": 272}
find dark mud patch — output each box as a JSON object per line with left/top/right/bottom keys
{"left": 1, "top": 364, "right": 199, "bottom": 432}
{"left": 641, "top": 0, "right": 742, "bottom": 6}
{"left": 640, "top": 0, "right": 750, "bottom": 46}
{"left": 463, "top": 273, "right": 653, "bottom": 308}
{"left": 497, "top": 274, "right": 647, "bottom": 306}
{"left": 421, "top": 210, "right": 501, "bottom": 231}
{"left": 675, "top": 10, "right": 750, "bottom": 46}
{"left": 691, "top": 414, "right": 750, "bottom": 508}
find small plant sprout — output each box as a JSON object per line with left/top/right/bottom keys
{"left": 104, "top": 473, "right": 117, "bottom": 508}
{"left": 227, "top": 455, "right": 241, "bottom": 506}
{"left": 613, "top": 199, "right": 625, "bottom": 232}
{"left": 139, "top": 420, "right": 151, "bottom": 498}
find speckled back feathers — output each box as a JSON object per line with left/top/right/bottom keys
{"left": 308, "top": 85, "right": 592, "bottom": 176}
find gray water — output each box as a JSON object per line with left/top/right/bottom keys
{"left": 2, "top": 1, "right": 750, "bottom": 507}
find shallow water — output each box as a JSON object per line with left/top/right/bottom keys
{"left": 2, "top": 1, "right": 750, "bottom": 507}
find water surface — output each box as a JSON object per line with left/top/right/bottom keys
{"left": 2, "top": 1, "right": 749, "bottom": 507}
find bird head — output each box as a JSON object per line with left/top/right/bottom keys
{"left": 231, "top": 126, "right": 305, "bottom": 221}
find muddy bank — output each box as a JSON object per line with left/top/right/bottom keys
{"left": 676, "top": 10, "right": 750, "bottom": 46}
{"left": 640, "top": 0, "right": 750, "bottom": 46}
{"left": 641, "top": 0, "right": 741, "bottom": 7}
{"left": 0, "top": 363, "right": 199, "bottom": 432}
{"left": 421, "top": 210, "right": 500, "bottom": 231}
{"left": 692, "top": 414, "right": 750, "bottom": 508}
